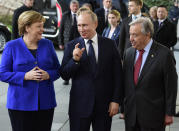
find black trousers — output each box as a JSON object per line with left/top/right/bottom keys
{"left": 8, "top": 109, "right": 54, "bottom": 131}
{"left": 125, "top": 118, "right": 165, "bottom": 131}
{"left": 70, "top": 112, "right": 112, "bottom": 131}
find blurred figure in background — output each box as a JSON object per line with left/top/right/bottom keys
{"left": 58, "top": 0, "right": 80, "bottom": 85}
{"left": 0, "top": 11, "right": 60, "bottom": 131}
{"left": 149, "top": 6, "right": 158, "bottom": 22}
{"left": 95, "top": 0, "right": 115, "bottom": 35}
{"left": 118, "top": 0, "right": 143, "bottom": 58}
{"left": 102, "top": 9, "right": 121, "bottom": 46}
{"left": 153, "top": 5, "right": 177, "bottom": 49}
{"left": 82, "top": 3, "right": 93, "bottom": 10}
{"left": 169, "top": 0, "right": 179, "bottom": 25}
{"left": 12, "top": 0, "right": 35, "bottom": 39}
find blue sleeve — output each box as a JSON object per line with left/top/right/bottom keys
{"left": 0, "top": 43, "right": 25, "bottom": 86}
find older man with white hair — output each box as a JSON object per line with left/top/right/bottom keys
{"left": 123, "top": 17, "right": 178, "bottom": 131}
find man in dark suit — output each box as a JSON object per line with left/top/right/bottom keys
{"left": 58, "top": 0, "right": 80, "bottom": 50}
{"left": 153, "top": 5, "right": 177, "bottom": 49}
{"left": 12, "top": 0, "right": 34, "bottom": 39}
{"left": 123, "top": 17, "right": 178, "bottom": 131}
{"left": 94, "top": 0, "right": 114, "bottom": 35}
{"left": 118, "top": 0, "right": 143, "bottom": 58}
{"left": 60, "top": 7, "right": 123, "bottom": 131}
{"left": 58, "top": 0, "right": 80, "bottom": 85}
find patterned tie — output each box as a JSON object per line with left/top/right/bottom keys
{"left": 134, "top": 49, "right": 145, "bottom": 85}
{"left": 88, "top": 40, "right": 96, "bottom": 76}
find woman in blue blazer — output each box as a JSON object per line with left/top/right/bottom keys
{"left": 102, "top": 9, "right": 121, "bottom": 46}
{"left": 0, "top": 11, "right": 60, "bottom": 131}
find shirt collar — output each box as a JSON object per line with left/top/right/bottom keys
{"left": 84, "top": 33, "right": 98, "bottom": 44}
{"left": 104, "top": 7, "right": 112, "bottom": 12}
{"left": 158, "top": 19, "right": 165, "bottom": 23}
{"left": 143, "top": 39, "right": 153, "bottom": 53}
{"left": 71, "top": 11, "right": 76, "bottom": 16}
{"left": 132, "top": 13, "right": 142, "bottom": 20}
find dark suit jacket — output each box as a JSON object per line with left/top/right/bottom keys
{"left": 123, "top": 41, "right": 178, "bottom": 128}
{"left": 12, "top": 5, "right": 33, "bottom": 39}
{"left": 153, "top": 18, "right": 177, "bottom": 48}
{"left": 60, "top": 36, "right": 123, "bottom": 117}
{"left": 95, "top": 7, "right": 117, "bottom": 35}
{"left": 118, "top": 16, "right": 132, "bottom": 58}
{"left": 58, "top": 11, "right": 80, "bottom": 47}
{"left": 102, "top": 24, "right": 121, "bottom": 46}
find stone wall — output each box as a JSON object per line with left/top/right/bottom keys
{"left": 0, "top": 0, "right": 23, "bottom": 15}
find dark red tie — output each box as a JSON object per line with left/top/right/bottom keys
{"left": 134, "top": 49, "right": 145, "bottom": 85}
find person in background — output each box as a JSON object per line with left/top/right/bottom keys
{"left": 58, "top": 0, "right": 80, "bottom": 85}
{"left": 102, "top": 9, "right": 121, "bottom": 46}
{"left": 118, "top": 0, "right": 143, "bottom": 58}
{"left": 12, "top": 0, "right": 35, "bottom": 39}
{"left": 0, "top": 11, "right": 60, "bottom": 131}
{"left": 82, "top": 3, "right": 93, "bottom": 10}
{"left": 60, "top": 7, "right": 123, "bottom": 131}
{"left": 95, "top": 0, "right": 115, "bottom": 35}
{"left": 153, "top": 5, "right": 177, "bottom": 49}
{"left": 169, "top": 0, "right": 179, "bottom": 25}
{"left": 149, "top": 6, "right": 158, "bottom": 22}
{"left": 123, "top": 17, "right": 177, "bottom": 131}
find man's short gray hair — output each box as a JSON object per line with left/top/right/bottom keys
{"left": 70, "top": 0, "right": 79, "bottom": 5}
{"left": 129, "top": 17, "right": 154, "bottom": 37}
{"left": 77, "top": 7, "right": 98, "bottom": 22}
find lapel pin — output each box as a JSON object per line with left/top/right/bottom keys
{"left": 151, "top": 54, "right": 154, "bottom": 58}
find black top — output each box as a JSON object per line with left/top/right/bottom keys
{"left": 29, "top": 49, "right": 37, "bottom": 58}
{"left": 12, "top": 5, "right": 34, "bottom": 39}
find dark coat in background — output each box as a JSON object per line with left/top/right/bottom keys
{"left": 95, "top": 7, "right": 117, "bottom": 35}
{"left": 58, "top": 11, "right": 80, "bottom": 47}
{"left": 117, "top": 16, "right": 132, "bottom": 58}
{"left": 153, "top": 18, "right": 177, "bottom": 48}
{"left": 12, "top": 5, "right": 33, "bottom": 39}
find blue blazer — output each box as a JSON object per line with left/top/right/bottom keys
{"left": 60, "top": 36, "right": 123, "bottom": 117}
{"left": 0, "top": 37, "right": 60, "bottom": 111}
{"left": 102, "top": 24, "right": 121, "bottom": 46}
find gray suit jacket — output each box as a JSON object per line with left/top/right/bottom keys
{"left": 123, "top": 41, "right": 178, "bottom": 128}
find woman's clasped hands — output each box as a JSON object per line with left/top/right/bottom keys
{"left": 24, "top": 66, "right": 50, "bottom": 81}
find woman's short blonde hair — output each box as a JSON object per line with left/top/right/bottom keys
{"left": 108, "top": 10, "right": 121, "bottom": 23}
{"left": 18, "top": 10, "right": 45, "bottom": 35}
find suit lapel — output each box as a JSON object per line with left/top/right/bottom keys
{"left": 95, "top": 36, "right": 102, "bottom": 77}
{"left": 129, "top": 48, "right": 136, "bottom": 86}
{"left": 137, "top": 42, "right": 158, "bottom": 84}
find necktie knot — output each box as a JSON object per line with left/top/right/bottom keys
{"left": 139, "top": 49, "right": 145, "bottom": 55}
{"left": 88, "top": 40, "right": 93, "bottom": 45}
